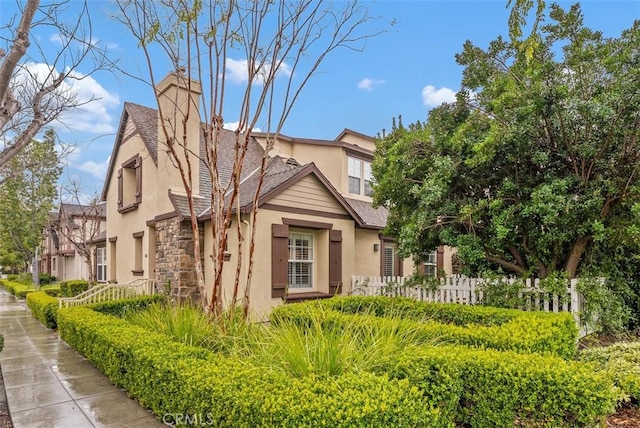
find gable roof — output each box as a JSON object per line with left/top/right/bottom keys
{"left": 251, "top": 131, "right": 374, "bottom": 159}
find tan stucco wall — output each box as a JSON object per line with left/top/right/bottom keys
{"left": 203, "top": 208, "right": 357, "bottom": 320}
{"left": 338, "top": 132, "right": 375, "bottom": 152}
{"left": 353, "top": 229, "right": 382, "bottom": 277}
{"left": 105, "top": 130, "right": 162, "bottom": 285}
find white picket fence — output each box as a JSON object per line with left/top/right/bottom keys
{"left": 351, "top": 275, "right": 582, "bottom": 319}
{"left": 59, "top": 278, "right": 157, "bottom": 308}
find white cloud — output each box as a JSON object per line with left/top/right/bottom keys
{"left": 225, "top": 58, "right": 292, "bottom": 85}
{"left": 357, "top": 78, "right": 385, "bottom": 92}
{"left": 421, "top": 85, "right": 457, "bottom": 107}
{"left": 223, "top": 121, "right": 261, "bottom": 133}
{"left": 12, "top": 63, "right": 120, "bottom": 134}
{"left": 77, "top": 156, "right": 110, "bottom": 180}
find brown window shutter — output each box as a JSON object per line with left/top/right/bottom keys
{"left": 117, "top": 169, "right": 123, "bottom": 209}
{"left": 329, "top": 229, "right": 342, "bottom": 295}
{"left": 436, "top": 246, "right": 445, "bottom": 277}
{"left": 272, "top": 224, "right": 289, "bottom": 298}
{"left": 135, "top": 156, "right": 142, "bottom": 205}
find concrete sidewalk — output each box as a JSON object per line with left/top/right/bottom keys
{"left": 0, "top": 289, "right": 165, "bottom": 428}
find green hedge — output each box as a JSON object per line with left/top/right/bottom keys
{"left": 381, "top": 344, "right": 615, "bottom": 427}
{"left": 579, "top": 341, "right": 640, "bottom": 403}
{"left": 41, "top": 285, "right": 61, "bottom": 297}
{"left": 273, "top": 296, "right": 578, "bottom": 359}
{"left": 87, "top": 295, "right": 166, "bottom": 317}
{"left": 0, "top": 333, "right": 3, "bottom": 353}
{"left": 60, "top": 280, "right": 90, "bottom": 297}
{"left": 26, "top": 292, "right": 59, "bottom": 329}
{"left": 0, "top": 280, "right": 36, "bottom": 298}
{"left": 57, "top": 307, "right": 442, "bottom": 427}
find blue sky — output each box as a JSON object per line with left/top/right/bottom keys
{"left": 3, "top": 0, "right": 639, "bottom": 198}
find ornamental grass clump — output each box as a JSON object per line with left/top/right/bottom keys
{"left": 125, "top": 303, "right": 259, "bottom": 356}
{"left": 126, "top": 303, "right": 216, "bottom": 348}
{"left": 253, "top": 307, "right": 431, "bottom": 377}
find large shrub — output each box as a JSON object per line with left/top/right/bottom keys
{"left": 59, "top": 280, "right": 90, "bottom": 297}
{"left": 26, "top": 291, "right": 59, "bottom": 329}
{"left": 57, "top": 307, "right": 442, "bottom": 427}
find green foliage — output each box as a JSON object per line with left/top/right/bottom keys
{"left": 579, "top": 341, "right": 640, "bottom": 403}
{"left": 59, "top": 280, "right": 89, "bottom": 297}
{"left": 26, "top": 291, "right": 59, "bottom": 329}
{"left": 0, "top": 333, "right": 3, "bottom": 353}
{"left": 41, "top": 284, "right": 61, "bottom": 297}
{"left": 0, "top": 279, "right": 36, "bottom": 298}
{"left": 87, "top": 295, "right": 166, "bottom": 318}
{"left": 126, "top": 303, "right": 217, "bottom": 348}
{"left": 272, "top": 297, "right": 578, "bottom": 360}
{"left": 39, "top": 273, "right": 57, "bottom": 285}
{"left": 0, "top": 129, "right": 62, "bottom": 267}
{"left": 372, "top": 6, "right": 640, "bottom": 286}
{"left": 57, "top": 307, "right": 442, "bottom": 427}
{"left": 383, "top": 344, "right": 615, "bottom": 427}
{"left": 251, "top": 306, "right": 427, "bottom": 378}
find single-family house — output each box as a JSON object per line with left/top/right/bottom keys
{"left": 101, "top": 72, "right": 454, "bottom": 315}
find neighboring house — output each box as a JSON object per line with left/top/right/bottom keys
{"left": 101, "top": 72, "right": 454, "bottom": 315}
{"left": 40, "top": 202, "right": 107, "bottom": 282}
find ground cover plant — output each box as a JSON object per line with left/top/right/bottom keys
{"left": 579, "top": 341, "right": 640, "bottom": 404}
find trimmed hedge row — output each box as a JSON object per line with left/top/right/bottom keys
{"left": 59, "top": 280, "right": 89, "bottom": 297}
{"left": 0, "top": 280, "right": 61, "bottom": 299}
{"left": 272, "top": 299, "right": 578, "bottom": 359}
{"left": 26, "top": 292, "right": 59, "bottom": 329}
{"left": 380, "top": 345, "right": 615, "bottom": 427}
{"left": 24, "top": 293, "right": 164, "bottom": 331}
{"left": 579, "top": 341, "right": 640, "bottom": 403}
{"left": 0, "top": 279, "right": 37, "bottom": 298}
{"left": 57, "top": 307, "right": 443, "bottom": 427}
{"left": 87, "top": 295, "right": 166, "bottom": 318}
{"left": 319, "top": 295, "right": 526, "bottom": 326}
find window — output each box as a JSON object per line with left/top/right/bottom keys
{"left": 96, "top": 247, "right": 107, "bottom": 282}
{"left": 348, "top": 156, "right": 373, "bottom": 196}
{"left": 133, "top": 231, "right": 144, "bottom": 275}
{"left": 288, "top": 232, "right": 314, "bottom": 289}
{"left": 383, "top": 246, "right": 395, "bottom": 277}
{"left": 118, "top": 154, "right": 142, "bottom": 213}
{"left": 424, "top": 251, "right": 437, "bottom": 277}
{"left": 272, "top": 223, "right": 342, "bottom": 298}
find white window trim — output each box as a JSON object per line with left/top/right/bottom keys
{"left": 288, "top": 232, "right": 315, "bottom": 292}
{"left": 348, "top": 156, "right": 373, "bottom": 197}
{"left": 96, "top": 247, "right": 107, "bottom": 283}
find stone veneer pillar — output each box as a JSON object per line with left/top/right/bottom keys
{"left": 155, "top": 217, "right": 203, "bottom": 303}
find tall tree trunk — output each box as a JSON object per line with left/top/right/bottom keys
{"left": 564, "top": 236, "right": 591, "bottom": 278}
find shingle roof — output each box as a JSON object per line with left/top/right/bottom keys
{"left": 343, "top": 197, "right": 389, "bottom": 229}
{"left": 125, "top": 102, "right": 159, "bottom": 164}
{"left": 60, "top": 202, "right": 106, "bottom": 218}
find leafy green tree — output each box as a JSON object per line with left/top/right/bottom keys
{"left": 373, "top": 5, "right": 640, "bottom": 281}
{"left": 0, "top": 128, "right": 62, "bottom": 270}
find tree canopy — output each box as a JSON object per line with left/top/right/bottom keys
{"left": 0, "top": 128, "right": 62, "bottom": 269}
{"left": 373, "top": 4, "right": 640, "bottom": 280}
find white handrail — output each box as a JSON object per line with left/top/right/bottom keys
{"left": 59, "top": 279, "right": 157, "bottom": 308}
